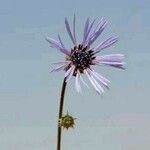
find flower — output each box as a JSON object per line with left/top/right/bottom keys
{"left": 59, "top": 112, "right": 76, "bottom": 130}
{"left": 46, "top": 15, "right": 125, "bottom": 94}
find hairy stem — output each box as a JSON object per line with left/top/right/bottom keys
{"left": 57, "top": 78, "right": 67, "bottom": 150}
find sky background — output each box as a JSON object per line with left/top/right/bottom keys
{"left": 0, "top": 0, "right": 150, "bottom": 149}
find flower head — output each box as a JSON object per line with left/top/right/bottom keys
{"left": 46, "top": 15, "right": 125, "bottom": 94}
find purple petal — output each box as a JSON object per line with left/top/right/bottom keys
{"left": 92, "top": 70, "right": 110, "bottom": 83}
{"left": 94, "top": 58, "right": 125, "bottom": 69}
{"left": 65, "top": 18, "right": 76, "bottom": 45}
{"left": 46, "top": 37, "right": 70, "bottom": 55}
{"left": 87, "top": 19, "right": 107, "bottom": 46}
{"left": 75, "top": 73, "right": 82, "bottom": 93}
{"left": 87, "top": 69, "right": 104, "bottom": 93}
{"left": 98, "top": 61, "right": 125, "bottom": 65}
{"left": 80, "top": 75, "right": 89, "bottom": 88}
{"left": 83, "top": 17, "right": 90, "bottom": 44}
{"left": 84, "top": 70, "right": 102, "bottom": 94}
{"left": 58, "top": 34, "right": 65, "bottom": 49}
{"left": 51, "top": 63, "right": 69, "bottom": 72}
{"left": 89, "top": 69, "right": 110, "bottom": 89}
{"left": 82, "top": 19, "right": 95, "bottom": 45}
{"left": 51, "top": 61, "right": 71, "bottom": 65}
{"left": 73, "top": 14, "right": 77, "bottom": 44}
{"left": 94, "top": 18, "right": 106, "bottom": 33}
{"left": 91, "top": 76, "right": 104, "bottom": 93}
{"left": 94, "top": 36, "right": 118, "bottom": 53}
{"left": 65, "top": 66, "right": 75, "bottom": 82}
{"left": 109, "top": 64, "right": 126, "bottom": 69}
{"left": 86, "top": 20, "right": 95, "bottom": 39}
{"left": 96, "top": 54, "right": 124, "bottom": 62}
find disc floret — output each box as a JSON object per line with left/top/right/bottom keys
{"left": 69, "top": 44, "right": 95, "bottom": 74}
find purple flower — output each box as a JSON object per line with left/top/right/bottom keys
{"left": 46, "top": 16, "right": 125, "bottom": 94}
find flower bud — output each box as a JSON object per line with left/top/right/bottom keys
{"left": 59, "top": 112, "right": 76, "bottom": 130}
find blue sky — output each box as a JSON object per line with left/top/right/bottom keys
{"left": 0, "top": 0, "right": 150, "bottom": 149}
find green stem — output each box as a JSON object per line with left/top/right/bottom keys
{"left": 57, "top": 78, "right": 67, "bottom": 150}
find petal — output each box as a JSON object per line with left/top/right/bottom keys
{"left": 83, "top": 17, "right": 90, "bottom": 44}
{"left": 87, "top": 19, "right": 103, "bottom": 40}
{"left": 96, "top": 54, "right": 124, "bottom": 62}
{"left": 46, "top": 37, "right": 70, "bottom": 55}
{"left": 73, "top": 14, "right": 77, "bottom": 44}
{"left": 93, "top": 19, "right": 107, "bottom": 35}
{"left": 58, "top": 34, "right": 65, "bottom": 49}
{"left": 109, "top": 64, "right": 126, "bottom": 69}
{"left": 51, "top": 61, "right": 71, "bottom": 65}
{"left": 65, "top": 66, "right": 75, "bottom": 82}
{"left": 82, "top": 19, "right": 95, "bottom": 45}
{"left": 91, "top": 75, "right": 104, "bottom": 93}
{"left": 87, "top": 19, "right": 107, "bottom": 46}
{"left": 86, "top": 20, "right": 95, "bottom": 40}
{"left": 92, "top": 70, "right": 110, "bottom": 83}
{"left": 89, "top": 69, "right": 109, "bottom": 89}
{"left": 87, "top": 69, "right": 104, "bottom": 93}
{"left": 98, "top": 61, "right": 125, "bottom": 66}
{"left": 65, "top": 18, "right": 76, "bottom": 45}
{"left": 51, "top": 63, "right": 69, "bottom": 72}
{"left": 84, "top": 70, "right": 102, "bottom": 94}
{"left": 75, "top": 73, "right": 82, "bottom": 93}
{"left": 80, "top": 74, "right": 89, "bottom": 88}
{"left": 94, "top": 58, "right": 125, "bottom": 69}
{"left": 94, "top": 36, "right": 118, "bottom": 53}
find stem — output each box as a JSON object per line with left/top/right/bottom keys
{"left": 57, "top": 78, "right": 67, "bottom": 150}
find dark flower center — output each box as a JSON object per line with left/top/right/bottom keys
{"left": 70, "top": 44, "right": 95, "bottom": 73}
